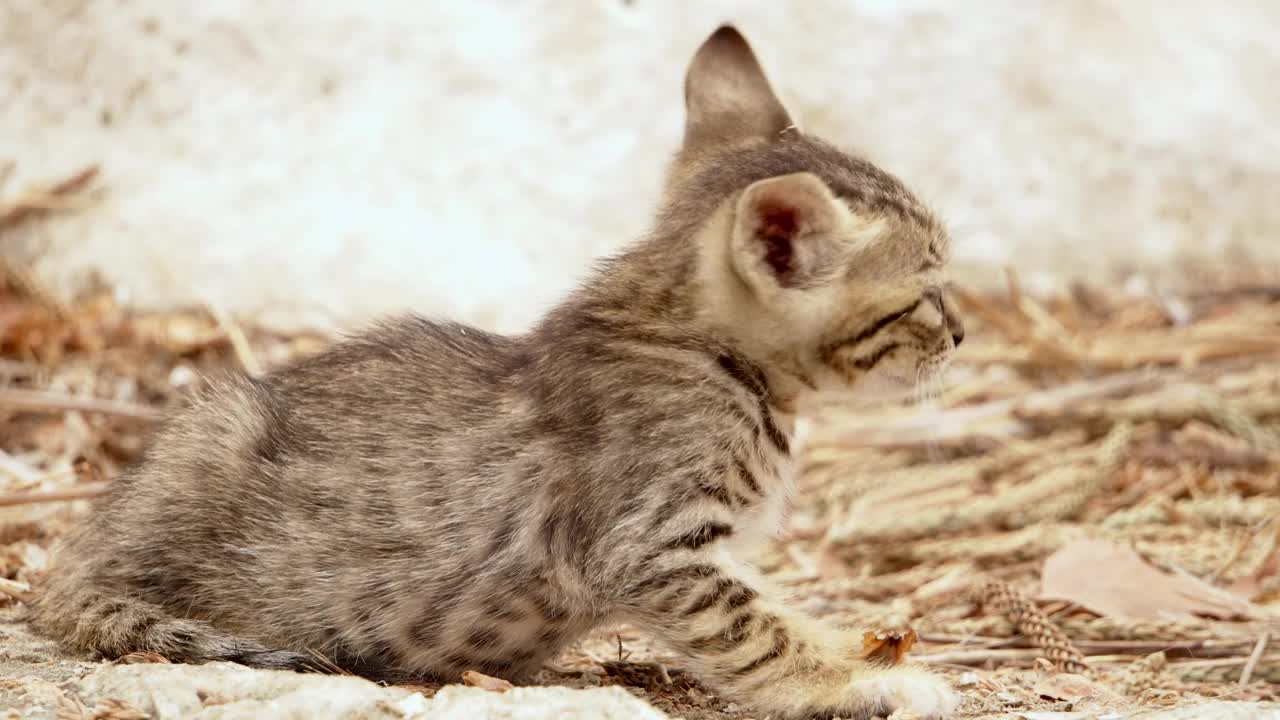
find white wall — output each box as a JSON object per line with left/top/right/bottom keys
{"left": 4, "top": 1, "right": 1278, "bottom": 334}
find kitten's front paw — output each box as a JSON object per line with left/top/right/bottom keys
{"left": 849, "top": 666, "right": 958, "bottom": 719}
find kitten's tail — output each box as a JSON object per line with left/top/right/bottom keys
{"left": 26, "top": 539, "right": 316, "bottom": 673}
{"left": 28, "top": 578, "right": 316, "bottom": 672}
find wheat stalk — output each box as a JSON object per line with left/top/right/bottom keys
{"left": 977, "top": 580, "right": 1088, "bottom": 674}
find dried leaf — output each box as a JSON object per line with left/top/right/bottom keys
{"left": 88, "top": 698, "right": 148, "bottom": 720}
{"left": 131, "top": 313, "right": 226, "bottom": 355}
{"left": 1040, "top": 539, "right": 1255, "bottom": 621}
{"left": 196, "top": 689, "right": 232, "bottom": 706}
{"left": 1032, "top": 672, "right": 1126, "bottom": 704}
{"left": 0, "top": 577, "right": 33, "bottom": 602}
{"left": 858, "top": 628, "right": 917, "bottom": 665}
{"left": 114, "top": 651, "right": 170, "bottom": 665}
{"left": 460, "top": 670, "right": 513, "bottom": 692}
{"left": 54, "top": 693, "right": 90, "bottom": 720}
{"left": 1230, "top": 522, "right": 1280, "bottom": 601}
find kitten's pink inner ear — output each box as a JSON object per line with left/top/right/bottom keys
{"left": 757, "top": 201, "right": 799, "bottom": 280}
{"left": 735, "top": 173, "right": 844, "bottom": 290}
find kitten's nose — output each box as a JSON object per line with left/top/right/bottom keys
{"left": 945, "top": 304, "right": 964, "bottom": 347}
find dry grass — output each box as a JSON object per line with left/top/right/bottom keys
{"left": 0, "top": 165, "right": 100, "bottom": 234}
{"left": 1, "top": 262, "right": 1277, "bottom": 718}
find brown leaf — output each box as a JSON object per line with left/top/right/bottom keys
{"left": 196, "top": 689, "right": 232, "bottom": 706}
{"left": 1040, "top": 539, "right": 1255, "bottom": 621}
{"left": 54, "top": 693, "right": 90, "bottom": 720}
{"left": 461, "top": 670, "right": 513, "bottom": 692}
{"left": 1032, "top": 672, "right": 1127, "bottom": 705}
{"left": 393, "top": 682, "right": 439, "bottom": 697}
{"left": 1227, "top": 535, "right": 1280, "bottom": 602}
{"left": 858, "top": 628, "right": 917, "bottom": 665}
{"left": 88, "top": 698, "right": 149, "bottom": 720}
{"left": 130, "top": 313, "right": 227, "bottom": 355}
{"left": 114, "top": 651, "right": 170, "bottom": 664}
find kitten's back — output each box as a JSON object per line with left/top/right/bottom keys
{"left": 31, "top": 316, "right": 536, "bottom": 670}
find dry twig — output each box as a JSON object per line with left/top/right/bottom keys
{"left": 0, "top": 387, "right": 164, "bottom": 421}
{"left": 0, "top": 165, "right": 100, "bottom": 232}
{"left": 1237, "top": 632, "right": 1269, "bottom": 685}
{"left": 0, "top": 481, "right": 111, "bottom": 508}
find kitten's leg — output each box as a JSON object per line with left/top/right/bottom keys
{"left": 620, "top": 556, "right": 956, "bottom": 719}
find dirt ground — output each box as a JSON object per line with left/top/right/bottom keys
{"left": 2, "top": 262, "right": 1279, "bottom": 718}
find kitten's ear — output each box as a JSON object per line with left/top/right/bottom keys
{"left": 683, "top": 25, "right": 793, "bottom": 149}
{"left": 731, "top": 173, "right": 858, "bottom": 292}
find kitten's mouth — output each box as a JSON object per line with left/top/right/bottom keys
{"left": 914, "top": 355, "right": 953, "bottom": 383}
{"left": 876, "top": 354, "right": 951, "bottom": 388}
{"left": 876, "top": 369, "right": 916, "bottom": 387}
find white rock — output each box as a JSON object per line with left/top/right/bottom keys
{"left": 67, "top": 663, "right": 671, "bottom": 720}
{"left": 5, "top": 2, "right": 1280, "bottom": 333}
{"left": 417, "top": 685, "right": 669, "bottom": 720}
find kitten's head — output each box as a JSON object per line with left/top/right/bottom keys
{"left": 670, "top": 26, "right": 964, "bottom": 401}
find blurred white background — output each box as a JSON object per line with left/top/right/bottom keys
{"left": 3, "top": 0, "right": 1278, "bottom": 334}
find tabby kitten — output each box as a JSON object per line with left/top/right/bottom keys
{"left": 31, "top": 25, "right": 964, "bottom": 719}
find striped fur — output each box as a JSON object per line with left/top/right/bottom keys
{"left": 30, "top": 25, "right": 962, "bottom": 719}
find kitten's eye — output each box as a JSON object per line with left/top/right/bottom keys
{"left": 922, "top": 286, "right": 944, "bottom": 314}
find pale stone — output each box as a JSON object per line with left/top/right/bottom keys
{"left": 4, "top": 2, "right": 1278, "bottom": 335}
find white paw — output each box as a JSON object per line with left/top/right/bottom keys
{"left": 850, "top": 667, "right": 959, "bottom": 719}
